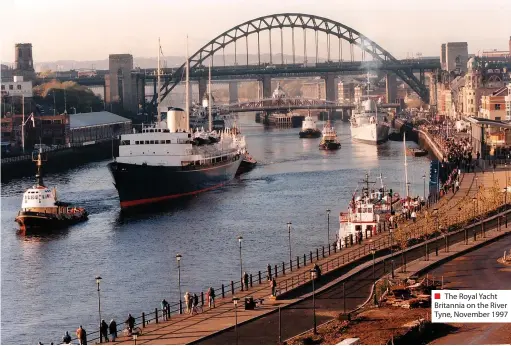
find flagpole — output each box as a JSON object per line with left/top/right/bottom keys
{"left": 22, "top": 95, "right": 25, "bottom": 154}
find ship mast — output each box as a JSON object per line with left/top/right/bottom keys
{"left": 157, "top": 37, "right": 162, "bottom": 123}
{"left": 208, "top": 62, "right": 212, "bottom": 132}
{"left": 33, "top": 148, "right": 46, "bottom": 187}
{"left": 185, "top": 35, "right": 190, "bottom": 132}
{"left": 404, "top": 131, "right": 409, "bottom": 198}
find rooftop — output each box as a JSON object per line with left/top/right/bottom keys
{"left": 70, "top": 111, "right": 131, "bottom": 129}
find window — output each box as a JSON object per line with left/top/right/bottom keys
{"left": 150, "top": 140, "right": 155, "bottom": 144}
{"left": 165, "top": 140, "right": 171, "bottom": 144}
{"left": 17, "top": 85, "right": 21, "bottom": 90}
{"left": 145, "top": 140, "right": 149, "bottom": 144}
{"left": 9, "top": 85, "right": 13, "bottom": 90}
{"left": 1, "top": 85, "right": 4, "bottom": 90}
{"left": 495, "top": 104, "right": 501, "bottom": 110}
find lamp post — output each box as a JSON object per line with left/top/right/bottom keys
{"left": 326, "top": 209, "right": 331, "bottom": 247}
{"left": 238, "top": 236, "right": 243, "bottom": 290}
{"left": 472, "top": 197, "right": 477, "bottom": 239}
{"left": 407, "top": 181, "right": 412, "bottom": 198}
{"left": 233, "top": 297, "right": 240, "bottom": 344}
{"left": 95, "top": 276, "right": 102, "bottom": 343}
{"left": 287, "top": 222, "right": 292, "bottom": 264}
{"left": 505, "top": 163, "right": 508, "bottom": 227}
{"left": 370, "top": 246, "right": 376, "bottom": 283}
{"left": 310, "top": 268, "right": 318, "bottom": 334}
{"left": 422, "top": 174, "right": 426, "bottom": 202}
{"left": 176, "top": 254, "right": 182, "bottom": 313}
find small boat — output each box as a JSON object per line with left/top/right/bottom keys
{"left": 299, "top": 112, "right": 321, "bottom": 138}
{"left": 15, "top": 149, "right": 88, "bottom": 232}
{"left": 407, "top": 148, "right": 428, "bottom": 157}
{"left": 319, "top": 120, "right": 341, "bottom": 150}
{"left": 236, "top": 152, "right": 257, "bottom": 175}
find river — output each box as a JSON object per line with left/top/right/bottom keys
{"left": 1, "top": 114, "right": 430, "bottom": 344}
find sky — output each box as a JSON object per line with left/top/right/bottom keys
{"left": 1, "top": 0, "right": 510, "bottom": 63}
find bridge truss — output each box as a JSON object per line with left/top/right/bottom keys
{"left": 160, "top": 13, "right": 430, "bottom": 102}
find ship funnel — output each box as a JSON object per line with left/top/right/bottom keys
{"left": 167, "top": 108, "right": 187, "bottom": 132}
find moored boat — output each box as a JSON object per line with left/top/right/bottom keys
{"left": 15, "top": 150, "right": 88, "bottom": 232}
{"left": 319, "top": 120, "right": 341, "bottom": 150}
{"left": 406, "top": 148, "right": 428, "bottom": 157}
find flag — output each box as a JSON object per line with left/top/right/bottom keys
{"left": 28, "top": 113, "right": 35, "bottom": 127}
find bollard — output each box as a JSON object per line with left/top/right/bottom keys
{"left": 290, "top": 259, "right": 293, "bottom": 271}
{"left": 250, "top": 274, "right": 253, "bottom": 287}
{"left": 268, "top": 264, "right": 272, "bottom": 280}
{"left": 201, "top": 292, "right": 204, "bottom": 307}
{"left": 322, "top": 246, "right": 325, "bottom": 258}
{"left": 297, "top": 256, "right": 300, "bottom": 269}
{"left": 258, "top": 271, "right": 262, "bottom": 284}
{"left": 155, "top": 308, "right": 159, "bottom": 324}
{"left": 142, "top": 312, "right": 146, "bottom": 327}
{"left": 303, "top": 254, "right": 306, "bottom": 266}
{"left": 282, "top": 262, "right": 286, "bottom": 275}
{"left": 231, "top": 281, "right": 234, "bottom": 295}
{"left": 222, "top": 284, "right": 225, "bottom": 298}
{"left": 329, "top": 244, "right": 331, "bottom": 256}
{"left": 179, "top": 300, "right": 183, "bottom": 314}
{"left": 310, "top": 251, "right": 313, "bottom": 263}
{"left": 275, "top": 264, "right": 278, "bottom": 278}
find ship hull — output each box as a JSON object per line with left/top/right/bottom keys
{"left": 15, "top": 211, "right": 88, "bottom": 231}
{"left": 108, "top": 157, "right": 243, "bottom": 209}
{"left": 351, "top": 123, "right": 389, "bottom": 145}
{"left": 299, "top": 129, "right": 322, "bottom": 138}
{"left": 319, "top": 142, "right": 341, "bottom": 150}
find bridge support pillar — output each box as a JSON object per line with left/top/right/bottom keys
{"left": 261, "top": 75, "right": 272, "bottom": 99}
{"left": 107, "top": 54, "right": 137, "bottom": 114}
{"left": 323, "top": 73, "right": 337, "bottom": 102}
{"left": 386, "top": 73, "right": 397, "bottom": 104}
{"left": 228, "top": 81, "right": 238, "bottom": 104}
{"left": 198, "top": 78, "right": 207, "bottom": 105}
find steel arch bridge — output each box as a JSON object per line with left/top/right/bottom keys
{"left": 160, "top": 13, "right": 430, "bottom": 102}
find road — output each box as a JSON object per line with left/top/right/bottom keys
{"left": 428, "top": 235, "right": 511, "bottom": 345}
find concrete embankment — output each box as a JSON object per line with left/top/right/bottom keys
{"left": 393, "top": 118, "right": 445, "bottom": 161}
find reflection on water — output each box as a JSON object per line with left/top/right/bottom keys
{"left": 1, "top": 114, "right": 430, "bottom": 344}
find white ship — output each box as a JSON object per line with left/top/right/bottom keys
{"left": 299, "top": 112, "right": 321, "bottom": 138}
{"left": 350, "top": 99, "right": 390, "bottom": 145}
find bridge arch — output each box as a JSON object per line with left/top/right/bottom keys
{"left": 160, "top": 13, "right": 428, "bottom": 102}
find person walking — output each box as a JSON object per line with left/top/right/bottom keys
{"left": 184, "top": 292, "right": 191, "bottom": 314}
{"left": 161, "top": 299, "right": 168, "bottom": 321}
{"left": 270, "top": 277, "right": 277, "bottom": 297}
{"left": 100, "top": 319, "right": 109, "bottom": 342}
{"left": 76, "top": 326, "right": 86, "bottom": 345}
{"left": 207, "top": 287, "right": 216, "bottom": 308}
{"left": 81, "top": 327, "right": 87, "bottom": 345}
{"left": 109, "top": 319, "right": 117, "bottom": 342}
{"left": 62, "top": 331, "right": 71, "bottom": 344}
{"left": 125, "top": 314, "right": 135, "bottom": 335}
{"left": 191, "top": 293, "right": 199, "bottom": 315}
{"left": 411, "top": 211, "right": 417, "bottom": 223}
{"left": 243, "top": 272, "right": 249, "bottom": 291}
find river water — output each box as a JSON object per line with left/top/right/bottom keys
{"left": 1, "top": 114, "right": 430, "bottom": 344}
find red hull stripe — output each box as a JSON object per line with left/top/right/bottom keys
{"left": 120, "top": 182, "right": 226, "bottom": 208}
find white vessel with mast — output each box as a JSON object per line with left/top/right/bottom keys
{"left": 108, "top": 38, "right": 243, "bottom": 208}
{"left": 350, "top": 75, "right": 390, "bottom": 145}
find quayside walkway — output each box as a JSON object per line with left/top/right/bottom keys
{"left": 102, "top": 172, "right": 486, "bottom": 345}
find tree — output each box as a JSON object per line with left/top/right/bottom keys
{"left": 33, "top": 80, "right": 103, "bottom": 114}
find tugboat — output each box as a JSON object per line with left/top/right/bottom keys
{"left": 319, "top": 120, "right": 341, "bottom": 150}
{"left": 15, "top": 149, "right": 88, "bottom": 232}
{"left": 337, "top": 173, "right": 401, "bottom": 248}
{"left": 299, "top": 112, "right": 321, "bottom": 138}
{"left": 230, "top": 121, "right": 257, "bottom": 176}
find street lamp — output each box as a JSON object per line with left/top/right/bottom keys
{"left": 238, "top": 236, "right": 243, "bottom": 291}
{"left": 310, "top": 269, "right": 318, "bottom": 335}
{"left": 326, "top": 209, "right": 331, "bottom": 247}
{"left": 370, "top": 245, "right": 376, "bottom": 283}
{"left": 407, "top": 181, "right": 412, "bottom": 198}
{"left": 232, "top": 297, "right": 240, "bottom": 344}
{"left": 422, "top": 174, "right": 426, "bottom": 203}
{"left": 176, "top": 254, "right": 182, "bottom": 313}
{"left": 287, "top": 222, "right": 292, "bottom": 264}
{"left": 95, "top": 276, "right": 102, "bottom": 343}
{"left": 505, "top": 163, "right": 508, "bottom": 227}
{"left": 472, "top": 197, "right": 477, "bottom": 240}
